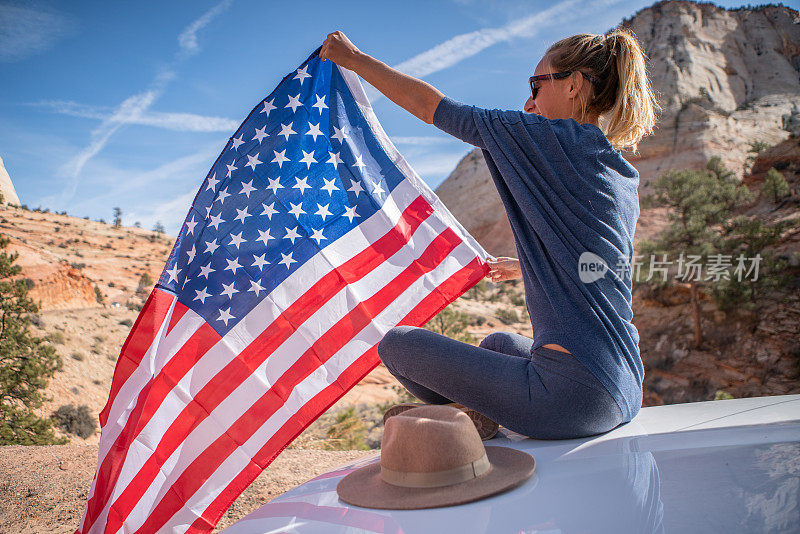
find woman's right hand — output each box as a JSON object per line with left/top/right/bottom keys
{"left": 319, "top": 31, "right": 363, "bottom": 71}
{"left": 486, "top": 257, "right": 522, "bottom": 282}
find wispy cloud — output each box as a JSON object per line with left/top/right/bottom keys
{"left": 129, "top": 188, "right": 198, "bottom": 233}
{"left": 365, "top": 0, "right": 628, "bottom": 102}
{"left": 70, "top": 143, "right": 224, "bottom": 232}
{"left": 28, "top": 100, "right": 239, "bottom": 132}
{"left": 178, "top": 0, "right": 234, "bottom": 57}
{"left": 0, "top": 1, "right": 78, "bottom": 62}
{"left": 47, "top": 0, "right": 233, "bottom": 208}
{"left": 390, "top": 136, "right": 459, "bottom": 146}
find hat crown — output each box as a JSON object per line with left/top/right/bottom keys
{"left": 381, "top": 405, "right": 485, "bottom": 474}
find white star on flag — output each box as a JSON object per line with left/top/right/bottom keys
{"left": 231, "top": 134, "right": 245, "bottom": 151}
{"left": 306, "top": 122, "right": 324, "bottom": 141}
{"left": 278, "top": 122, "right": 297, "bottom": 140}
{"left": 220, "top": 281, "right": 239, "bottom": 299}
{"left": 245, "top": 154, "right": 262, "bottom": 171}
{"left": 239, "top": 180, "right": 257, "bottom": 198}
{"left": 293, "top": 65, "right": 311, "bottom": 84}
{"left": 251, "top": 253, "right": 269, "bottom": 270}
{"left": 193, "top": 286, "right": 210, "bottom": 304}
{"left": 259, "top": 97, "right": 276, "bottom": 116}
{"left": 208, "top": 212, "right": 224, "bottom": 230}
{"left": 278, "top": 251, "right": 296, "bottom": 267}
{"left": 272, "top": 149, "right": 290, "bottom": 168}
{"left": 292, "top": 176, "right": 311, "bottom": 194}
{"left": 261, "top": 201, "right": 278, "bottom": 218}
{"left": 312, "top": 94, "right": 328, "bottom": 112}
{"left": 327, "top": 151, "right": 343, "bottom": 167}
{"left": 321, "top": 178, "right": 339, "bottom": 194}
{"left": 331, "top": 125, "right": 348, "bottom": 143}
{"left": 206, "top": 173, "right": 219, "bottom": 191}
{"left": 217, "top": 307, "right": 235, "bottom": 325}
{"left": 299, "top": 150, "right": 317, "bottom": 169}
{"left": 285, "top": 94, "right": 303, "bottom": 112}
{"left": 252, "top": 125, "right": 268, "bottom": 143}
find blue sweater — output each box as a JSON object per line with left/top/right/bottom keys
{"left": 432, "top": 96, "right": 644, "bottom": 422}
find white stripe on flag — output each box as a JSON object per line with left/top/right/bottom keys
{"left": 121, "top": 209, "right": 462, "bottom": 530}
{"left": 159, "top": 240, "right": 478, "bottom": 531}
{"left": 88, "top": 177, "right": 444, "bottom": 531}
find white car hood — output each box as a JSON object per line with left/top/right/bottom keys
{"left": 224, "top": 395, "right": 800, "bottom": 534}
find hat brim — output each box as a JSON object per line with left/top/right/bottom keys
{"left": 336, "top": 446, "right": 535, "bottom": 510}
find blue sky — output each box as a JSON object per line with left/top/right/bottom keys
{"left": 0, "top": 0, "right": 773, "bottom": 234}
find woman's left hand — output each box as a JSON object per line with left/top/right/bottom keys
{"left": 320, "top": 31, "right": 362, "bottom": 71}
{"left": 486, "top": 257, "right": 522, "bottom": 282}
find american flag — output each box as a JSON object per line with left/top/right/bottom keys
{"left": 76, "top": 46, "right": 490, "bottom": 533}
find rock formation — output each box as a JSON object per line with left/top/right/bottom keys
{"left": 435, "top": 1, "right": 800, "bottom": 257}
{"left": 0, "top": 155, "right": 20, "bottom": 206}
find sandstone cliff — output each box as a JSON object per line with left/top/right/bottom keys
{"left": 0, "top": 155, "right": 20, "bottom": 206}
{"left": 435, "top": 1, "right": 800, "bottom": 258}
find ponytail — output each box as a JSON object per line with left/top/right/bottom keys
{"left": 545, "top": 28, "right": 660, "bottom": 154}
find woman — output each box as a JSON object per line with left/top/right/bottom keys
{"left": 320, "top": 29, "right": 659, "bottom": 440}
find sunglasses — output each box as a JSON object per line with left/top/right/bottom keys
{"left": 529, "top": 71, "right": 599, "bottom": 100}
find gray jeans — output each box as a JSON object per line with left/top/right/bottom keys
{"left": 377, "top": 326, "right": 624, "bottom": 440}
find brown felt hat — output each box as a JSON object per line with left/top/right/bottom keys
{"left": 336, "top": 404, "right": 535, "bottom": 509}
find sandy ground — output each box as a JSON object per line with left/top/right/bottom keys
{"left": 0, "top": 444, "right": 376, "bottom": 533}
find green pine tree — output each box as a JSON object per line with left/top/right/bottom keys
{"left": 761, "top": 167, "right": 790, "bottom": 204}
{"left": 743, "top": 140, "right": 770, "bottom": 174}
{"left": 0, "top": 235, "right": 66, "bottom": 445}
{"left": 709, "top": 215, "right": 796, "bottom": 316}
{"left": 636, "top": 157, "right": 755, "bottom": 348}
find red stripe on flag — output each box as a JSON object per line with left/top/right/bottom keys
{"left": 99, "top": 289, "right": 175, "bottom": 427}
{"left": 80, "top": 322, "right": 221, "bottom": 533}
{"left": 91, "top": 195, "right": 435, "bottom": 532}
{"left": 165, "top": 301, "right": 190, "bottom": 337}
{"left": 138, "top": 228, "right": 462, "bottom": 532}
{"left": 192, "top": 256, "right": 486, "bottom": 532}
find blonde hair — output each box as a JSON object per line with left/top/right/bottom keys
{"left": 544, "top": 28, "right": 660, "bottom": 154}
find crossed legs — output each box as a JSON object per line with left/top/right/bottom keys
{"left": 377, "top": 325, "right": 624, "bottom": 439}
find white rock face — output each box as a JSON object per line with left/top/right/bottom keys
{"left": 435, "top": 1, "right": 800, "bottom": 257}
{"left": 0, "top": 155, "right": 21, "bottom": 206}
{"left": 625, "top": 2, "right": 800, "bottom": 190}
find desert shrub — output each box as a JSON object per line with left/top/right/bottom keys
{"left": 324, "top": 406, "right": 369, "bottom": 450}
{"left": 464, "top": 279, "right": 488, "bottom": 300}
{"left": 497, "top": 307, "right": 519, "bottom": 325}
{"left": 424, "top": 306, "right": 476, "bottom": 344}
{"left": 45, "top": 331, "right": 66, "bottom": 345}
{"left": 137, "top": 273, "right": 153, "bottom": 295}
{"left": 70, "top": 352, "right": 84, "bottom": 361}
{"left": 52, "top": 404, "right": 96, "bottom": 439}
{"left": 94, "top": 285, "right": 104, "bottom": 304}
{"left": 119, "top": 318, "right": 134, "bottom": 327}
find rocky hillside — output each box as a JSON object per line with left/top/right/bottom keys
{"left": 436, "top": 1, "right": 800, "bottom": 258}
{"left": 623, "top": 1, "right": 800, "bottom": 186}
